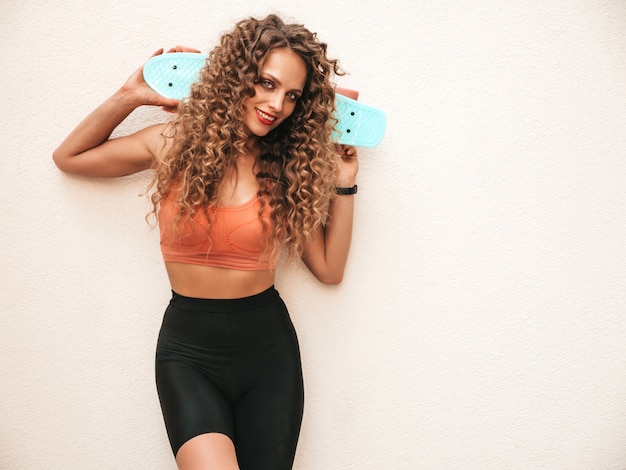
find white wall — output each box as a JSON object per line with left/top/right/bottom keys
{"left": 2, "top": 1, "right": 626, "bottom": 468}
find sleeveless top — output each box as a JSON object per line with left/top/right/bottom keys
{"left": 158, "top": 188, "right": 277, "bottom": 271}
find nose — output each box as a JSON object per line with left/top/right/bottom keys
{"left": 267, "top": 93, "right": 284, "bottom": 114}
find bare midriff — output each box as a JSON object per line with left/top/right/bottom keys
{"left": 164, "top": 262, "right": 276, "bottom": 299}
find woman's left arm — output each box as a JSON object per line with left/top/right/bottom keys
{"left": 302, "top": 145, "right": 359, "bottom": 284}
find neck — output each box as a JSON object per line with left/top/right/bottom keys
{"left": 244, "top": 136, "right": 261, "bottom": 154}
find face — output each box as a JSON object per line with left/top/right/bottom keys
{"left": 242, "top": 48, "right": 308, "bottom": 138}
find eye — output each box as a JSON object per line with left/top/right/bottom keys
{"left": 260, "top": 79, "right": 274, "bottom": 89}
{"left": 287, "top": 92, "right": 299, "bottom": 101}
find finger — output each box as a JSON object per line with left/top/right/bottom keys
{"left": 166, "top": 45, "right": 202, "bottom": 53}
{"left": 178, "top": 45, "right": 202, "bottom": 53}
{"left": 336, "top": 145, "right": 356, "bottom": 158}
{"left": 336, "top": 87, "right": 359, "bottom": 100}
{"left": 159, "top": 98, "right": 180, "bottom": 109}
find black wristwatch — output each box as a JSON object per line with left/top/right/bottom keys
{"left": 335, "top": 185, "right": 358, "bottom": 195}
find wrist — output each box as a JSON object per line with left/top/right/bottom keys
{"left": 113, "top": 87, "right": 144, "bottom": 111}
{"left": 334, "top": 176, "right": 357, "bottom": 188}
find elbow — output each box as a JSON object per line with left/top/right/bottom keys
{"left": 303, "top": 255, "right": 347, "bottom": 285}
{"left": 317, "top": 271, "right": 345, "bottom": 285}
{"left": 52, "top": 149, "right": 77, "bottom": 174}
{"left": 52, "top": 150, "right": 69, "bottom": 173}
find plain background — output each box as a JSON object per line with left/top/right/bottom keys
{"left": 2, "top": 0, "right": 626, "bottom": 468}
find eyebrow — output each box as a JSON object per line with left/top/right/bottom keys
{"left": 262, "top": 73, "right": 303, "bottom": 94}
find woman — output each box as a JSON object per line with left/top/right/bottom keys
{"left": 53, "top": 14, "right": 358, "bottom": 470}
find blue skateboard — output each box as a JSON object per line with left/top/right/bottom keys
{"left": 143, "top": 52, "right": 386, "bottom": 147}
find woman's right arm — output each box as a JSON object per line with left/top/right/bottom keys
{"left": 53, "top": 48, "right": 191, "bottom": 178}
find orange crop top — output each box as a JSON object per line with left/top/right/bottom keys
{"left": 158, "top": 190, "right": 277, "bottom": 271}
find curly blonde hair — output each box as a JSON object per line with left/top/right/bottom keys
{"left": 150, "top": 14, "right": 343, "bottom": 261}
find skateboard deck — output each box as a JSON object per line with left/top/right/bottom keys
{"left": 144, "top": 53, "right": 386, "bottom": 147}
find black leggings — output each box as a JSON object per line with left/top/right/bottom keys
{"left": 155, "top": 287, "right": 304, "bottom": 469}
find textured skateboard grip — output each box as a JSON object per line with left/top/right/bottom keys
{"left": 143, "top": 53, "right": 208, "bottom": 100}
{"left": 334, "top": 94, "right": 386, "bottom": 148}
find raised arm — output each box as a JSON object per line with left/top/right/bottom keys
{"left": 302, "top": 145, "right": 359, "bottom": 285}
{"left": 52, "top": 47, "right": 198, "bottom": 177}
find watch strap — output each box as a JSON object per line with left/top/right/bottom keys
{"left": 335, "top": 185, "right": 358, "bottom": 195}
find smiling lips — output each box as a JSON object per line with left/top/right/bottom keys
{"left": 256, "top": 108, "right": 277, "bottom": 126}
